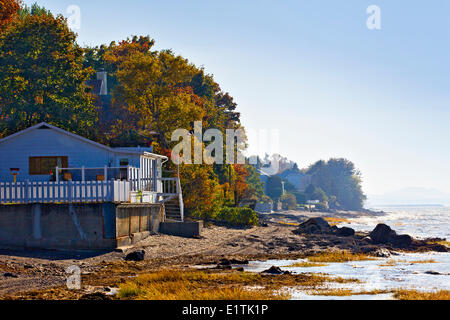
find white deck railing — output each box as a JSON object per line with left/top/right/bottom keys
{"left": 0, "top": 180, "right": 130, "bottom": 204}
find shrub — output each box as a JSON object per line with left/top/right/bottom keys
{"left": 216, "top": 207, "right": 259, "bottom": 227}
{"left": 280, "top": 193, "right": 297, "bottom": 210}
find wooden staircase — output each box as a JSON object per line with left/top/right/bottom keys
{"left": 158, "top": 175, "right": 184, "bottom": 222}
{"left": 162, "top": 195, "right": 182, "bottom": 221}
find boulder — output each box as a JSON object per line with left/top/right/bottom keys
{"left": 370, "top": 224, "right": 414, "bottom": 248}
{"left": 335, "top": 227, "right": 355, "bottom": 237}
{"left": 425, "top": 271, "right": 441, "bottom": 275}
{"left": 293, "top": 217, "right": 332, "bottom": 235}
{"left": 218, "top": 258, "right": 249, "bottom": 266}
{"left": 390, "top": 234, "right": 412, "bottom": 247}
{"left": 369, "top": 224, "right": 397, "bottom": 244}
{"left": 261, "top": 266, "right": 290, "bottom": 275}
{"left": 3, "top": 272, "right": 18, "bottom": 278}
{"left": 124, "top": 250, "right": 145, "bottom": 262}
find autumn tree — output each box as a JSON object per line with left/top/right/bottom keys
{"left": 0, "top": 7, "right": 97, "bottom": 138}
{"left": 0, "top": 0, "right": 21, "bottom": 32}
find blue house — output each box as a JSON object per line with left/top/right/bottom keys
{"left": 0, "top": 123, "right": 183, "bottom": 221}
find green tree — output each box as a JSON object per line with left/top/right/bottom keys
{"left": 244, "top": 164, "right": 265, "bottom": 201}
{"left": 0, "top": 7, "right": 96, "bottom": 138}
{"left": 306, "top": 158, "right": 366, "bottom": 210}
{"left": 265, "top": 175, "right": 283, "bottom": 200}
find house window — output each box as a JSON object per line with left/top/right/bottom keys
{"left": 29, "top": 156, "right": 68, "bottom": 175}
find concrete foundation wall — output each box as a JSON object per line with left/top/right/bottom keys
{"left": 0, "top": 203, "right": 164, "bottom": 250}
{"left": 159, "top": 221, "right": 203, "bottom": 238}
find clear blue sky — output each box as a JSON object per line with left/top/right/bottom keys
{"left": 24, "top": 0, "right": 450, "bottom": 196}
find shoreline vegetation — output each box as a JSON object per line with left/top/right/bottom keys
{"left": 0, "top": 209, "right": 448, "bottom": 300}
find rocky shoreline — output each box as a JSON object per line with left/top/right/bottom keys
{"left": 0, "top": 212, "right": 448, "bottom": 299}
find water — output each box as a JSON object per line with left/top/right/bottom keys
{"left": 342, "top": 206, "right": 450, "bottom": 240}
{"left": 245, "top": 206, "right": 450, "bottom": 299}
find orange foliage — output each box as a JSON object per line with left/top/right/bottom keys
{"left": 0, "top": 0, "right": 21, "bottom": 32}
{"left": 232, "top": 164, "right": 250, "bottom": 205}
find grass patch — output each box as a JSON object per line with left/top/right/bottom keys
{"left": 379, "top": 259, "right": 436, "bottom": 267}
{"left": 117, "top": 269, "right": 360, "bottom": 300}
{"left": 409, "top": 259, "right": 436, "bottom": 264}
{"left": 427, "top": 240, "right": 450, "bottom": 247}
{"left": 323, "top": 217, "right": 350, "bottom": 226}
{"left": 284, "top": 261, "right": 328, "bottom": 268}
{"left": 277, "top": 221, "right": 300, "bottom": 227}
{"left": 308, "top": 288, "right": 388, "bottom": 297}
{"left": 394, "top": 289, "right": 450, "bottom": 300}
{"left": 308, "top": 250, "right": 377, "bottom": 263}
{"left": 379, "top": 259, "right": 401, "bottom": 267}
{"left": 118, "top": 270, "right": 285, "bottom": 300}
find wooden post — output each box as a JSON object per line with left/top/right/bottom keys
{"left": 82, "top": 166, "right": 85, "bottom": 182}
{"left": 104, "top": 165, "right": 108, "bottom": 181}
{"left": 55, "top": 167, "right": 59, "bottom": 182}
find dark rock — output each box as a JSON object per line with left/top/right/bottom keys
{"left": 235, "top": 267, "right": 245, "bottom": 272}
{"left": 218, "top": 258, "right": 248, "bottom": 266}
{"left": 260, "top": 223, "right": 269, "bottom": 227}
{"left": 79, "top": 292, "right": 112, "bottom": 300}
{"left": 370, "top": 224, "right": 397, "bottom": 244}
{"left": 3, "top": 272, "right": 18, "bottom": 278}
{"left": 390, "top": 234, "right": 412, "bottom": 247}
{"left": 230, "top": 259, "right": 249, "bottom": 265}
{"left": 293, "top": 217, "right": 332, "bottom": 235}
{"left": 218, "top": 259, "right": 231, "bottom": 266}
{"left": 336, "top": 227, "right": 355, "bottom": 237}
{"left": 428, "top": 244, "right": 449, "bottom": 253}
{"left": 425, "top": 271, "right": 441, "bottom": 275}
{"left": 261, "top": 266, "right": 285, "bottom": 275}
{"left": 124, "top": 250, "right": 145, "bottom": 262}
{"left": 215, "top": 264, "right": 232, "bottom": 270}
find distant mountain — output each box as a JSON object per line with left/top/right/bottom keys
{"left": 367, "top": 187, "right": 450, "bottom": 207}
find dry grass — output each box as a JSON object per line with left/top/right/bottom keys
{"left": 427, "top": 240, "right": 450, "bottom": 247}
{"left": 379, "top": 259, "right": 436, "bottom": 267}
{"left": 308, "top": 288, "right": 389, "bottom": 297}
{"left": 379, "top": 259, "right": 401, "bottom": 267}
{"left": 324, "top": 217, "right": 350, "bottom": 226}
{"left": 118, "top": 270, "right": 287, "bottom": 300}
{"left": 284, "top": 261, "right": 328, "bottom": 268}
{"left": 409, "top": 259, "right": 437, "bottom": 264}
{"left": 117, "top": 269, "right": 360, "bottom": 300}
{"left": 276, "top": 221, "right": 300, "bottom": 227}
{"left": 394, "top": 289, "right": 450, "bottom": 300}
{"left": 308, "top": 250, "right": 377, "bottom": 263}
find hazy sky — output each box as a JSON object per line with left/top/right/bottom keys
{"left": 24, "top": 0, "right": 450, "bottom": 196}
